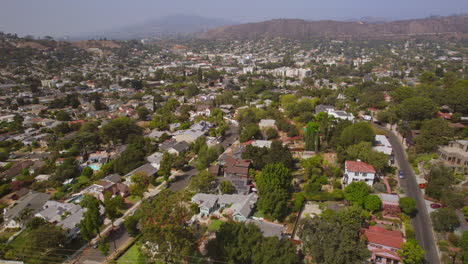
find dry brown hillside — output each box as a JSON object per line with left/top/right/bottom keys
{"left": 200, "top": 15, "right": 468, "bottom": 40}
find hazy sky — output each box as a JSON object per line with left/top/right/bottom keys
{"left": 1, "top": 0, "right": 467, "bottom": 37}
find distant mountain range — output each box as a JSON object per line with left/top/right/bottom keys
{"left": 200, "top": 14, "right": 468, "bottom": 40}
{"left": 73, "top": 14, "right": 237, "bottom": 40}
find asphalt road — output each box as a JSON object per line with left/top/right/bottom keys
{"left": 381, "top": 126, "right": 440, "bottom": 264}
{"left": 75, "top": 224, "right": 130, "bottom": 264}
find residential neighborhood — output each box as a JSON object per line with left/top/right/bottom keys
{"left": 0, "top": 10, "right": 466, "bottom": 264}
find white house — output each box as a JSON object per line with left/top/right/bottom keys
{"left": 327, "top": 109, "right": 355, "bottom": 121}
{"left": 342, "top": 160, "right": 376, "bottom": 187}
{"left": 147, "top": 152, "right": 164, "bottom": 169}
{"left": 373, "top": 135, "right": 394, "bottom": 165}
{"left": 259, "top": 119, "right": 276, "bottom": 130}
{"left": 35, "top": 201, "right": 85, "bottom": 239}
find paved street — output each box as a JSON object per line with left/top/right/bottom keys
{"left": 75, "top": 224, "right": 130, "bottom": 264}
{"left": 380, "top": 126, "right": 440, "bottom": 264}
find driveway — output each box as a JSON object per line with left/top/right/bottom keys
{"left": 380, "top": 125, "right": 440, "bottom": 264}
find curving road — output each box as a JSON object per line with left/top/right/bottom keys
{"left": 380, "top": 126, "right": 440, "bottom": 264}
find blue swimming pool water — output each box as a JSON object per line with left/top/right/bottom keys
{"left": 89, "top": 164, "right": 100, "bottom": 171}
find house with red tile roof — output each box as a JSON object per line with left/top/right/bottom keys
{"left": 363, "top": 225, "right": 405, "bottom": 264}
{"left": 342, "top": 160, "right": 376, "bottom": 187}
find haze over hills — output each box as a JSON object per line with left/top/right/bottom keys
{"left": 200, "top": 14, "right": 468, "bottom": 40}
{"left": 72, "top": 14, "right": 237, "bottom": 40}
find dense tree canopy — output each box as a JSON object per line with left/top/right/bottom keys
{"left": 340, "top": 122, "right": 375, "bottom": 147}
{"left": 397, "top": 97, "right": 438, "bottom": 121}
{"left": 207, "top": 221, "right": 299, "bottom": 264}
{"left": 256, "top": 164, "right": 292, "bottom": 220}
{"left": 299, "top": 206, "right": 369, "bottom": 264}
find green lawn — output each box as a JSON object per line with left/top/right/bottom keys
{"left": 208, "top": 219, "right": 222, "bottom": 231}
{"left": 9, "top": 230, "right": 29, "bottom": 248}
{"left": 117, "top": 243, "right": 147, "bottom": 264}
{"left": 127, "top": 195, "right": 141, "bottom": 204}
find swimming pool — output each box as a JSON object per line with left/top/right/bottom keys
{"left": 89, "top": 164, "right": 101, "bottom": 171}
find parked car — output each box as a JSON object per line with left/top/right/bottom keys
{"left": 430, "top": 203, "right": 442, "bottom": 209}
{"left": 398, "top": 170, "right": 405, "bottom": 179}
{"left": 418, "top": 183, "right": 427, "bottom": 189}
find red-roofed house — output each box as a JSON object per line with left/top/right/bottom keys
{"left": 343, "top": 160, "right": 377, "bottom": 187}
{"left": 363, "top": 225, "right": 405, "bottom": 264}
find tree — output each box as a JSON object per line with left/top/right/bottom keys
{"left": 414, "top": 118, "right": 453, "bottom": 153}
{"left": 98, "top": 238, "right": 110, "bottom": 255}
{"left": 196, "top": 145, "right": 218, "bottom": 170}
{"left": 113, "top": 145, "right": 145, "bottom": 175}
{"left": 101, "top": 117, "right": 143, "bottom": 144}
{"left": 188, "top": 170, "right": 216, "bottom": 193}
{"left": 55, "top": 110, "right": 71, "bottom": 121}
{"left": 344, "top": 181, "right": 370, "bottom": 206}
{"left": 23, "top": 223, "right": 67, "bottom": 263}
{"left": 129, "top": 172, "right": 150, "bottom": 198}
{"left": 124, "top": 210, "right": 141, "bottom": 237}
{"left": 266, "top": 127, "right": 279, "bottom": 139}
{"left": 430, "top": 208, "right": 460, "bottom": 232}
{"left": 426, "top": 164, "right": 455, "bottom": 200}
{"left": 256, "top": 164, "right": 292, "bottom": 220}
{"left": 391, "top": 86, "right": 415, "bottom": 104}
{"left": 136, "top": 107, "right": 150, "bottom": 120}
{"left": 207, "top": 221, "right": 298, "bottom": 264}
{"left": 364, "top": 195, "right": 382, "bottom": 213}
{"left": 419, "top": 71, "right": 437, "bottom": 84}
{"left": 377, "top": 111, "right": 398, "bottom": 124}
{"left": 305, "top": 121, "right": 320, "bottom": 151}
{"left": 158, "top": 153, "right": 174, "bottom": 180}
{"left": 399, "top": 239, "right": 425, "bottom": 264}
{"left": 299, "top": 209, "right": 369, "bottom": 264}
{"left": 461, "top": 231, "right": 468, "bottom": 262}
{"left": 140, "top": 190, "right": 197, "bottom": 263}
{"left": 240, "top": 124, "right": 262, "bottom": 143}
{"left": 399, "top": 197, "right": 417, "bottom": 215}
{"left": 220, "top": 181, "right": 234, "bottom": 194}
{"left": 397, "top": 97, "right": 438, "bottom": 121}
{"left": 340, "top": 122, "right": 375, "bottom": 147}
{"left": 103, "top": 192, "right": 125, "bottom": 226}
{"left": 79, "top": 195, "right": 103, "bottom": 242}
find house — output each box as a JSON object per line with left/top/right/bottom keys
{"left": 327, "top": 109, "right": 355, "bottom": 121}
{"left": 342, "top": 160, "right": 377, "bottom": 187}
{"left": 259, "top": 119, "right": 276, "bottom": 130}
{"left": 34, "top": 174, "right": 51, "bottom": 182}
{"left": 378, "top": 193, "right": 401, "bottom": 218}
{"left": 189, "top": 105, "right": 211, "bottom": 119}
{"left": 251, "top": 140, "right": 272, "bottom": 148}
{"left": 373, "top": 135, "right": 394, "bottom": 165}
{"left": 207, "top": 165, "right": 221, "bottom": 176}
{"left": 147, "top": 152, "right": 164, "bottom": 169}
{"left": 160, "top": 140, "right": 190, "bottom": 155}
{"left": 437, "top": 140, "right": 468, "bottom": 175}
{"left": 191, "top": 193, "right": 258, "bottom": 222}
{"left": 315, "top": 104, "right": 335, "bottom": 115}
{"left": 148, "top": 130, "right": 171, "bottom": 140}
{"left": 224, "top": 158, "right": 251, "bottom": 194}
{"left": 88, "top": 151, "right": 110, "bottom": 164}
{"left": 1, "top": 160, "right": 34, "bottom": 179}
{"left": 35, "top": 201, "right": 85, "bottom": 239}
{"left": 363, "top": 226, "right": 405, "bottom": 264}
{"left": 3, "top": 191, "right": 51, "bottom": 228}
{"left": 81, "top": 180, "right": 129, "bottom": 202}
{"left": 124, "top": 163, "right": 159, "bottom": 185}
{"left": 173, "top": 129, "right": 205, "bottom": 143}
